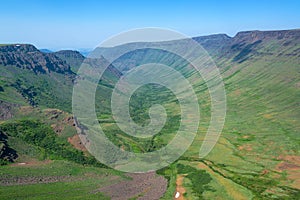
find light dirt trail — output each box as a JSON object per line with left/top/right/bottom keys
{"left": 174, "top": 174, "right": 186, "bottom": 200}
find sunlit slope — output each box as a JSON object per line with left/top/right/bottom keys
{"left": 96, "top": 29, "right": 300, "bottom": 199}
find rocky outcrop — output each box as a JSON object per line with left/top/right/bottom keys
{"left": 0, "top": 44, "right": 73, "bottom": 75}
{"left": 193, "top": 34, "right": 232, "bottom": 54}
{"left": 224, "top": 29, "right": 300, "bottom": 62}
{"left": 0, "top": 101, "right": 18, "bottom": 120}
{"left": 232, "top": 29, "right": 300, "bottom": 44}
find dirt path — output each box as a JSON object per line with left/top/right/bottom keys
{"left": 97, "top": 171, "right": 167, "bottom": 200}
{"left": 174, "top": 174, "right": 186, "bottom": 200}
{"left": 10, "top": 159, "right": 52, "bottom": 167}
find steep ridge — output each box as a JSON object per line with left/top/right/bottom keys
{"left": 225, "top": 29, "right": 300, "bottom": 63}
{"left": 0, "top": 45, "right": 75, "bottom": 110}
{"left": 94, "top": 29, "right": 300, "bottom": 73}
{"left": 0, "top": 44, "right": 73, "bottom": 75}
{"left": 232, "top": 29, "right": 300, "bottom": 43}
{"left": 193, "top": 33, "right": 232, "bottom": 55}
{"left": 52, "top": 50, "right": 85, "bottom": 73}
{"left": 0, "top": 45, "right": 122, "bottom": 111}
{"left": 52, "top": 50, "right": 122, "bottom": 79}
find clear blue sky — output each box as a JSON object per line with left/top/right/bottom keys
{"left": 0, "top": 0, "right": 299, "bottom": 50}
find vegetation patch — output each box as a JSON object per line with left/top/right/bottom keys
{"left": 177, "top": 163, "right": 214, "bottom": 198}
{"left": 0, "top": 131, "right": 17, "bottom": 165}
{"left": 0, "top": 119, "right": 107, "bottom": 168}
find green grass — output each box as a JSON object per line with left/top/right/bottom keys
{"left": 0, "top": 64, "right": 73, "bottom": 111}
{"left": 0, "top": 160, "right": 124, "bottom": 200}
{"left": 0, "top": 181, "right": 110, "bottom": 200}
{"left": 0, "top": 160, "right": 120, "bottom": 177}
{"left": 157, "top": 164, "right": 177, "bottom": 200}
{"left": 0, "top": 119, "right": 107, "bottom": 168}
{"left": 177, "top": 163, "right": 214, "bottom": 197}
{"left": 95, "top": 42, "right": 300, "bottom": 199}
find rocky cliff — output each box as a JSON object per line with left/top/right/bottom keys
{"left": 0, "top": 44, "right": 73, "bottom": 75}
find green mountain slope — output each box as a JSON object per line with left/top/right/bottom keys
{"left": 0, "top": 29, "right": 299, "bottom": 199}
{"left": 0, "top": 45, "right": 122, "bottom": 112}
{"left": 93, "top": 29, "right": 300, "bottom": 199}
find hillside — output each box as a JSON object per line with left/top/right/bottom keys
{"left": 0, "top": 44, "right": 73, "bottom": 74}
{"left": 93, "top": 29, "right": 300, "bottom": 199}
{"left": 52, "top": 50, "right": 85, "bottom": 73}
{"left": 0, "top": 46, "right": 122, "bottom": 112}
{"left": 0, "top": 29, "right": 299, "bottom": 199}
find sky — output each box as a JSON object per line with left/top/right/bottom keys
{"left": 0, "top": 0, "right": 299, "bottom": 50}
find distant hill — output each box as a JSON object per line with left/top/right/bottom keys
{"left": 39, "top": 49, "right": 53, "bottom": 53}
{"left": 78, "top": 49, "right": 92, "bottom": 57}
{"left": 52, "top": 50, "right": 85, "bottom": 73}
{"left": 94, "top": 29, "right": 300, "bottom": 72}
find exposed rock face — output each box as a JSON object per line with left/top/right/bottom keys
{"left": 232, "top": 29, "right": 300, "bottom": 44}
{"left": 0, "top": 101, "right": 18, "bottom": 120}
{"left": 195, "top": 29, "right": 300, "bottom": 54}
{"left": 193, "top": 34, "right": 232, "bottom": 54}
{"left": 227, "top": 29, "right": 300, "bottom": 62}
{"left": 0, "top": 44, "right": 73, "bottom": 74}
{"left": 192, "top": 29, "right": 300, "bottom": 63}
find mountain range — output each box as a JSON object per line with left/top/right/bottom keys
{"left": 0, "top": 29, "right": 299, "bottom": 199}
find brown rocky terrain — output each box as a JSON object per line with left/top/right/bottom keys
{"left": 0, "top": 44, "right": 74, "bottom": 75}
{"left": 0, "top": 100, "right": 18, "bottom": 120}
{"left": 97, "top": 172, "right": 167, "bottom": 200}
